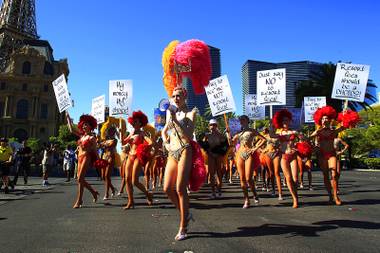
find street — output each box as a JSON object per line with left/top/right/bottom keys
{"left": 0, "top": 170, "right": 379, "bottom": 253}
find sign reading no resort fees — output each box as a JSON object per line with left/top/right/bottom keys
{"left": 52, "top": 74, "right": 72, "bottom": 113}
{"left": 205, "top": 75, "right": 236, "bottom": 116}
{"left": 257, "top": 68, "right": 286, "bottom": 106}
{"left": 109, "top": 80, "right": 133, "bottom": 116}
{"left": 332, "top": 63, "right": 370, "bottom": 102}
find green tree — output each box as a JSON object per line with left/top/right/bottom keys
{"left": 49, "top": 124, "right": 78, "bottom": 149}
{"left": 345, "top": 104, "right": 380, "bottom": 158}
{"left": 26, "top": 138, "right": 40, "bottom": 153}
{"left": 194, "top": 114, "right": 209, "bottom": 140}
{"left": 295, "top": 63, "right": 377, "bottom": 112}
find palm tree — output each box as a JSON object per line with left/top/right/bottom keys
{"left": 295, "top": 63, "right": 377, "bottom": 112}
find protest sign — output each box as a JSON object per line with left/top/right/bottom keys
{"left": 109, "top": 80, "right": 133, "bottom": 116}
{"left": 228, "top": 118, "right": 241, "bottom": 136}
{"left": 245, "top": 94, "right": 265, "bottom": 120}
{"left": 52, "top": 74, "right": 72, "bottom": 113}
{"left": 205, "top": 75, "right": 236, "bottom": 116}
{"left": 332, "top": 63, "right": 370, "bottom": 102}
{"left": 154, "top": 108, "right": 166, "bottom": 131}
{"left": 304, "top": 96, "right": 326, "bottom": 123}
{"left": 287, "top": 108, "right": 302, "bottom": 130}
{"left": 257, "top": 68, "right": 286, "bottom": 106}
{"left": 91, "top": 95, "right": 105, "bottom": 124}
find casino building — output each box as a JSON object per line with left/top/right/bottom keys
{"left": 242, "top": 60, "right": 322, "bottom": 116}
{"left": 0, "top": 0, "right": 69, "bottom": 142}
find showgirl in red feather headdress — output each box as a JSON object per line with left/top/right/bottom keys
{"left": 121, "top": 110, "right": 153, "bottom": 210}
{"left": 309, "top": 105, "right": 352, "bottom": 206}
{"left": 270, "top": 109, "right": 300, "bottom": 208}
{"left": 65, "top": 112, "right": 99, "bottom": 209}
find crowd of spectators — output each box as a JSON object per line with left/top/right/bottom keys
{"left": 0, "top": 138, "right": 78, "bottom": 194}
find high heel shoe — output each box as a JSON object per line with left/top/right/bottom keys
{"left": 147, "top": 192, "right": 153, "bottom": 206}
{"left": 73, "top": 200, "right": 83, "bottom": 209}
{"left": 174, "top": 228, "right": 188, "bottom": 241}
{"left": 111, "top": 188, "right": 117, "bottom": 197}
{"left": 123, "top": 202, "right": 135, "bottom": 210}
{"left": 93, "top": 191, "right": 100, "bottom": 203}
{"left": 242, "top": 200, "right": 250, "bottom": 209}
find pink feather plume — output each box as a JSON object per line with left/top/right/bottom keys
{"left": 174, "top": 39, "right": 212, "bottom": 94}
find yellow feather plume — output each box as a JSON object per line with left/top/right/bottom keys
{"left": 162, "top": 40, "right": 180, "bottom": 97}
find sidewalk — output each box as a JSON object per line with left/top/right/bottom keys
{"left": 0, "top": 177, "right": 67, "bottom": 205}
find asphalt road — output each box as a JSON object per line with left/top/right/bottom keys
{"left": 0, "top": 170, "right": 379, "bottom": 253}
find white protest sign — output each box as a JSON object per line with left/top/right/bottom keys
{"left": 245, "top": 94, "right": 265, "bottom": 120}
{"left": 331, "top": 63, "right": 370, "bottom": 102}
{"left": 109, "top": 80, "right": 133, "bottom": 116}
{"left": 304, "top": 96, "right": 326, "bottom": 123}
{"left": 52, "top": 74, "right": 72, "bottom": 113}
{"left": 91, "top": 95, "right": 105, "bottom": 124}
{"left": 257, "top": 68, "right": 286, "bottom": 105}
{"left": 205, "top": 75, "right": 236, "bottom": 116}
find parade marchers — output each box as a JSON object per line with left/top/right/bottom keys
{"left": 0, "top": 39, "right": 361, "bottom": 242}
{"left": 0, "top": 104, "right": 359, "bottom": 241}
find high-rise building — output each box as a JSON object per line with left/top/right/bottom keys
{"left": 0, "top": 0, "right": 69, "bottom": 142}
{"left": 242, "top": 60, "right": 322, "bottom": 116}
{"left": 183, "top": 45, "right": 221, "bottom": 117}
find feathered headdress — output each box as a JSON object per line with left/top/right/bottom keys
{"left": 313, "top": 106, "right": 337, "bottom": 126}
{"left": 337, "top": 110, "right": 360, "bottom": 128}
{"left": 272, "top": 109, "right": 292, "bottom": 129}
{"left": 143, "top": 124, "right": 157, "bottom": 142}
{"left": 162, "top": 40, "right": 180, "bottom": 97}
{"left": 78, "top": 114, "right": 97, "bottom": 132}
{"left": 162, "top": 39, "right": 212, "bottom": 97}
{"left": 128, "top": 111, "right": 148, "bottom": 127}
{"left": 100, "top": 116, "right": 126, "bottom": 140}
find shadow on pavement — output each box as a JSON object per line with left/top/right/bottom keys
{"left": 313, "top": 219, "right": 380, "bottom": 229}
{"left": 188, "top": 223, "right": 336, "bottom": 238}
{"left": 188, "top": 219, "right": 380, "bottom": 239}
{"left": 344, "top": 199, "right": 380, "bottom": 205}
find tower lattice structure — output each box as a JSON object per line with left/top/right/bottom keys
{"left": 0, "top": 0, "right": 38, "bottom": 72}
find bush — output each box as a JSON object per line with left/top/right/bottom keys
{"left": 363, "top": 158, "right": 380, "bottom": 169}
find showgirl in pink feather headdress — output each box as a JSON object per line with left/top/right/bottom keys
{"left": 162, "top": 39, "right": 212, "bottom": 96}
{"left": 160, "top": 40, "right": 211, "bottom": 240}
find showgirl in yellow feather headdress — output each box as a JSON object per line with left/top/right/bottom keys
{"left": 99, "top": 116, "right": 126, "bottom": 200}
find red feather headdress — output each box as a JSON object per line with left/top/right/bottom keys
{"left": 128, "top": 110, "right": 148, "bottom": 127}
{"left": 78, "top": 114, "right": 97, "bottom": 132}
{"left": 337, "top": 110, "right": 360, "bottom": 128}
{"left": 313, "top": 106, "right": 337, "bottom": 125}
{"left": 272, "top": 109, "right": 292, "bottom": 129}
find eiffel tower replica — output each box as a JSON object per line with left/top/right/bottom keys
{"left": 0, "top": 0, "right": 69, "bottom": 142}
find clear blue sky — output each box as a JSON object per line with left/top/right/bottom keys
{"left": 34, "top": 0, "right": 380, "bottom": 122}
